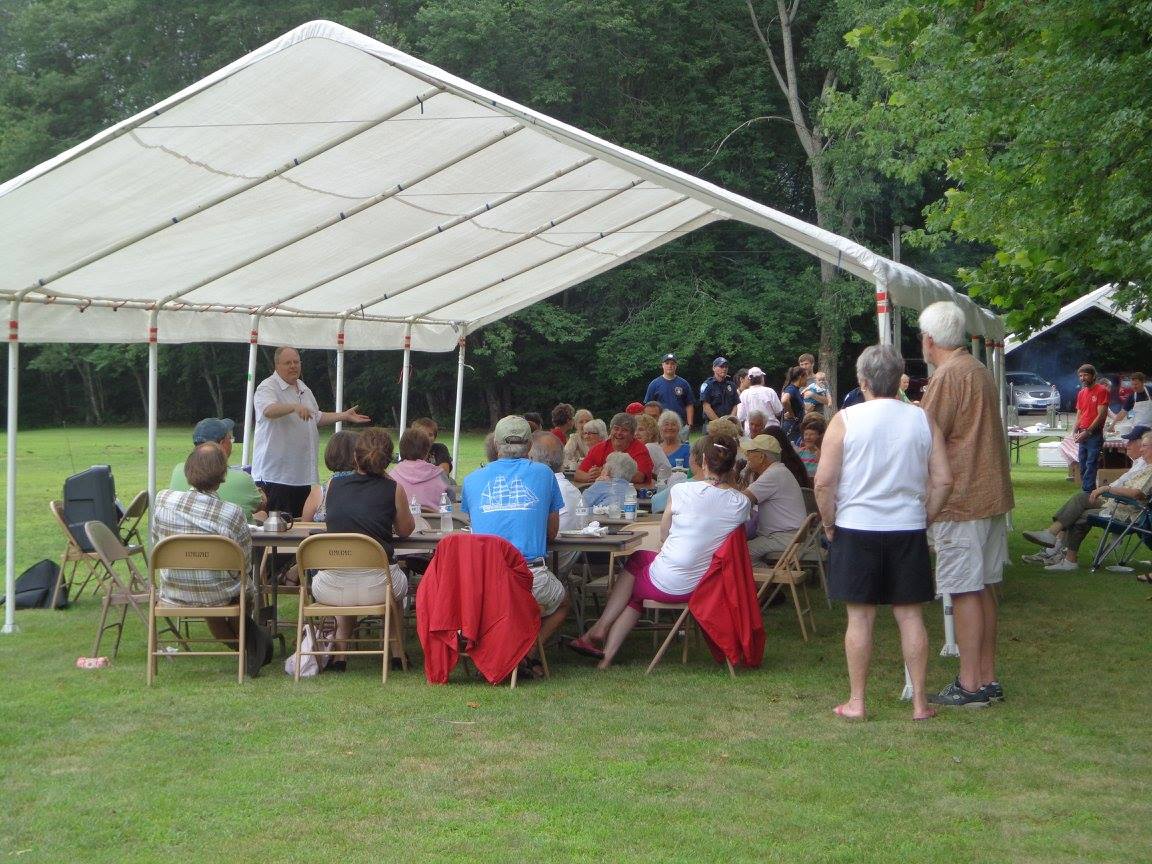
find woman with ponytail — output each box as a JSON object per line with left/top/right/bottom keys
{"left": 566, "top": 433, "right": 750, "bottom": 668}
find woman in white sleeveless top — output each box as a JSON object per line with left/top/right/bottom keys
{"left": 814, "top": 345, "right": 953, "bottom": 722}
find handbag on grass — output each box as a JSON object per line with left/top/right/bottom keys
{"left": 284, "top": 623, "right": 333, "bottom": 677}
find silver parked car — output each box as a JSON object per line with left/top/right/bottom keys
{"left": 1006, "top": 371, "right": 1061, "bottom": 414}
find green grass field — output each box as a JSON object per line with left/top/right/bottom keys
{"left": 1, "top": 427, "right": 1149, "bottom": 863}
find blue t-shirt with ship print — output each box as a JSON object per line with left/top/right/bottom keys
{"left": 461, "top": 458, "right": 564, "bottom": 561}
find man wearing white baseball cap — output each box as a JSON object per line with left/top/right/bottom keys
{"left": 736, "top": 366, "right": 783, "bottom": 436}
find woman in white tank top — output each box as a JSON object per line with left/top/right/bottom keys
{"left": 814, "top": 345, "right": 954, "bottom": 721}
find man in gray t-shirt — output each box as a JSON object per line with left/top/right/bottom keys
{"left": 739, "top": 435, "right": 806, "bottom": 561}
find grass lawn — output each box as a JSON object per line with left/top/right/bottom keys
{"left": 1, "top": 427, "right": 1150, "bottom": 863}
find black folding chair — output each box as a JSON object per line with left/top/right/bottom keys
{"left": 1087, "top": 493, "right": 1152, "bottom": 572}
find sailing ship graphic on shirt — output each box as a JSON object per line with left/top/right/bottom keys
{"left": 479, "top": 475, "right": 539, "bottom": 512}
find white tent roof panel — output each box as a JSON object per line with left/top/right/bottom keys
{"left": 0, "top": 19, "right": 1003, "bottom": 349}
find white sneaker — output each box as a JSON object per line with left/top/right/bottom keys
{"left": 1023, "top": 530, "right": 1059, "bottom": 548}
{"left": 1044, "top": 558, "right": 1079, "bottom": 572}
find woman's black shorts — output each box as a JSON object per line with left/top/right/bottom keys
{"left": 827, "top": 526, "right": 933, "bottom": 605}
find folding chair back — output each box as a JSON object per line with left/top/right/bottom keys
{"left": 146, "top": 535, "right": 248, "bottom": 684}
{"left": 49, "top": 500, "right": 108, "bottom": 608}
{"left": 753, "top": 513, "right": 818, "bottom": 641}
{"left": 294, "top": 533, "right": 407, "bottom": 683}
{"left": 117, "top": 490, "right": 149, "bottom": 548}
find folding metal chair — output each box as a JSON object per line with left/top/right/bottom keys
{"left": 1087, "top": 493, "right": 1152, "bottom": 572}
{"left": 800, "top": 487, "right": 831, "bottom": 607}
{"left": 49, "top": 500, "right": 110, "bottom": 609}
{"left": 753, "top": 514, "right": 818, "bottom": 642}
{"left": 641, "top": 600, "right": 735, "bottom": 677}
{"left": 84, "top": 521, "right": 183, "bottom": 660}
{"left": 147, "top": 535, "right": 248, "bottom": 684}
{"left": 117, "top": 490, "right": 149, "bottom": 549}
{"left": 294, "top": 533, "right": 408, "bottom": 684}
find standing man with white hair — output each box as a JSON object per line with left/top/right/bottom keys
{"left": 918, "top": 301, "right": 1015, "bottom": 709}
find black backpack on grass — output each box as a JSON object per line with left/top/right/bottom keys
{"left": 0, "top": 559, "right": 68, "bottom": 609}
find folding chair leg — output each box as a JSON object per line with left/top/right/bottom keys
{"left": 146, "top": 604, "right": 157, "bottom": 686}
{"left": 111, "top": 605, "right": 129, "bottom": 659}
{"left": 51, "top": 557, "right": 74, "bottom": 610}
{"left": 646, "top": 608, "right": 691, "bottom": 675}
{"left": 789, "top": 584, "right": 808, "bottom": 642}
{"left": 91, "top": 596, "right": 113, "bottom": 657}
{"left": 536, "top": 634, "right": 549, "bottom": 678}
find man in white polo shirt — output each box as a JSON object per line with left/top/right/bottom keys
{"left": 253, "top": 347, "right": 369, "bottom": 516}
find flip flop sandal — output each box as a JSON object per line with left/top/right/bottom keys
{"left": 564, "top": 637, "right": 605, "bottom": 659}
{"left": 1136, "top": 572, "right": 1152, "bottom": 584}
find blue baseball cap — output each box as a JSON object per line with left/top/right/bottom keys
{"left": 193, "top": 417, "right": 235, "bottom": 444}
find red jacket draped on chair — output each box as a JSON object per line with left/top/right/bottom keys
{"left": 690, "top": 529, "right": 765, "bottom": 668}
{"left": 416, "top": 533, "right": 541, "bottom": 684}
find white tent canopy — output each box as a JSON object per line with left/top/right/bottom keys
{"left": 1, "top": 20, "right": 1005, "bottom": 632}
{"left": 0, "top": 20, "right": 1003, "bottom": 347}
{"left": 1004, "top": 284, "right": 1152, "bottom": 354}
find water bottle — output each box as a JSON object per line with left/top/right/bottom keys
{"left": 574, "top": 492, "right": 589, "bottom": 530}
{"left": 438, "top": 491, "right": 453, "bottom": 534}
{"left": 622, "top": 487, "right": 638, "bottom": 522}
{"left": 655, "top": 463, "right": 671, "bottom": 488}
{"left": 408, "top": 495, "right": 421, "bottom": 521}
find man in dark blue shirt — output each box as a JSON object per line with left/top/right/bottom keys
{"left": 700, "top": 356, "right": 740, "bottom": 422}
{"left": 644, "top": 353, "right": 695, "bottom": 428}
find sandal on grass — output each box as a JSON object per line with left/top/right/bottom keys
{"left": 564, "top": 636, "right": 605, "bottom": 660}
{"left": 517, "top": 657, "right": 546, "bottom": 680}
{"left": 1136, "top": 572, "right": 1152, "bottom": 584}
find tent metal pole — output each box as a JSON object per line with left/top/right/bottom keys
{"left": 970, "top": 336, "right": 982, "bottom": 365}
{"left": 334, "top": 325, "right": 346, "bottom": 434}
{"left": 892, "top": 303, "right": 901, "bottom": 352}
{"left": 451, "top": 330, "right": 467, "bottom": 477}
{"left": 398, "top": 321, "right": 413, "bottom": 434}
{"left": 3, "top": 312, "right": 20, "bottom": 634}
{"left": 147, "top": 312, "right": 159, "bottom": 539}
{"left": 875, "top": 278, "right": 892, "bottom": 347}
{"left": 241, "top": 316, "right": 260, "bottom": 467}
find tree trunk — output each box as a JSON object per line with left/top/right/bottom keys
{"left": 483, "top": 384, "right": 502, "bottom": 428}
{"left": 76, "top": 360, "right": 103, "bottom": 425}
{"left": 201, "top": 345, "right": 225, "bottom": 417}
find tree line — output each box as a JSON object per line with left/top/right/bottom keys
{"left": 2, "top": 0, "right": 1143, "bottom": 429}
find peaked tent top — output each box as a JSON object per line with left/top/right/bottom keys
{"left": 1004, "top": 284, "right": 1152, "bottom": 354}
{"left": 0, "top": 20, "right": 1003, "bottom": 351}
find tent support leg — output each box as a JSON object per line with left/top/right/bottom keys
{"left": 451, "top": 333, "right": 466, "bottom": 477}
{"left": 3, "top": 327, "right": 20, "bottom": 634}
{"left": 334, "top": 332, "right": 346, "bottom": 434}
{"left": 146, "top": 320, "right": 159, "bottom": 547}
{"left": 875, "top": 279, "right": 892, "bottom": 347}
{"left": 241, "top": 319, "right": 259, "bottom": 467}
{"left": 398, "top": 322, "right": 413, "bottom": 434}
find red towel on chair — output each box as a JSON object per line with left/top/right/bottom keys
{"left": 416, "top": 534, "right": 542, "bottom": 684}
{"left": 689, "top": 529, "right": 765, "bottom": 668}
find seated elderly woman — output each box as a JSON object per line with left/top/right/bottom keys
{"left": 301, "top": 430, "right": 359, "bottom": 522}
{"left": 390, "top": 427, "right": 450, "bottom": 511}
{"left": 746, "top": 409, "right": 769, "bottom": 440}
{"left": 582, "top": 452, "right": 638, "bottom": 510}
{"left": 564, "top": 415, "right": 604, "bottom": 470}
{"left": 313, "top": 428, "right": 416, "bottom": 671}
{"left": 796, "top": 414, "right": 826, "bottom": 478}
{"left": 575, "top": 412, "right": 654, "bottom": 485}
{"left": 567, "top": 433, "right": 750, "bottom": 668}
{"left": 634, "top": 413, "right": 672, "bottom": 480}
{"left": 657, "top": 409, "right": 691, "bottom": 470}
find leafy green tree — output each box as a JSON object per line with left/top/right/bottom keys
{"left": 833, "top": 0, "right": 1152, "bottom": 331}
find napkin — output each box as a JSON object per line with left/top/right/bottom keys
{"left": 578, "top": 521, "right": 608, "bottom": 537}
